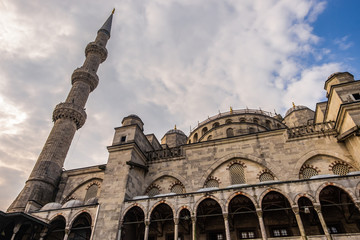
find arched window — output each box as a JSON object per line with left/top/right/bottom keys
{"left": 84, "top": 184, "right": 98, "bottom": 202}
{"left": 68, "top": 213, "right": 92, "bottom": 240}
{"left": 239, "top": 117, "right": 246, "bottom": 123}
{"left": 332, "top": 163, "right": 349, "bottom": 176}
{"left": 265, "top": 120, "right": 271, "bottom": 129}
{"left": 253, "top": 118, "right": 259, "bottom": 124}
{"left": 147, "top": 187, "right": 160, "bottom": 197}
{"left": 193, "top": 133, "right": 198, "bottom": 142}
{"left": 207, "top": 135, "right": 212, "bottom": 140}
{"left": 171, "top": 184, "right": 185, "bottom": 194}
{"left": 202, "top": 127, "right": 208, "bottom": 136}
{"left": 226, "top": 128, "right": 234, "bottom": 137}
{"left": 249, "top": 127, "right": 255, "bottom": 133}
{"left": 301, "top": 167, "right": 318, "bottom": 179}
{"left": 230, "top": 164, "right": 245, "bottom": 184}
{"left": 205, "top": 179, "right": 219, "bottom": 188}
{"left": 213, "top": 122, "right": 220, "bottom": 128}
{"left": 259, "top": 172, "right": 274, "bottom": 182}
{"left": 225, "top": 119, "right": 232, "bottom": 124}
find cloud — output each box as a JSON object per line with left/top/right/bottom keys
{"left": 0, "top": 0, "right": 355, "bottom": 210}
{"left": 334, "top": 35, "right": 354, "bottom": 50}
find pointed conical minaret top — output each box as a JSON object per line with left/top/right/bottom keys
{"left": 98, "top": 8, "right": 115, "bottom": 37}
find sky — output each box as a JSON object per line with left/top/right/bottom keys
{"left": 0, "top": 0, "right": 359, "bottom": 211}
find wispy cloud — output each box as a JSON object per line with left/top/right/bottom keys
{"left": 0, "top": 0, "right": 352, "bottom": 210}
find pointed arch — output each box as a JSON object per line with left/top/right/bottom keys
{"left": 293, "top": 193, "right": 316, "bottom": 205}
{"left": 62, "top": 177, "right": 103, "bottom": 203}
{"left": 176, "top": 205, "right": 193, "bottom": 219}
{"left": 148, "top": 200, "right": 176, "bottom": 219}
{"left": 226, "top": 191, "right": 258, "bottom": 210}
{"left": 68, "top": 210, "right": 93, "bottom": 229}
{"left": 194, "top": 195, "right": 225, "bottom": 216}
{"left": 122, "top": 203, "right": 147, "bottom": 221}
{"left": 315, "top": 182, "right": 357, "bottom": 203}
{"left": 292, "top": 150, "right": 357, "bottom": 177}
{"left": 199, "top": 153, "right": 273, "bottom": 186}
{"left": 258, "top": 188, "right": 294, "bottom": 208}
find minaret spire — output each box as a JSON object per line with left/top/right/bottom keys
{"left": 8, "top": 12, "right": 114, "bottom": 212}
{"left": 98, "top": 9, "right": 115, "bottom": 37}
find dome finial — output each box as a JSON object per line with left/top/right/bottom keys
{"left": 112, "top": 8, "right": 115, "bottom": 14}
{"left": 292, "top": 102, "right": 296, "bottom": 108}
{"left": 230, "top": 106, "right": 233, "bottom": 114}
{"left": 174, "top": 124, "right": 177, "bottom": 130}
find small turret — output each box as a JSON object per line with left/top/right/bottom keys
{"left": 161, "top": 126, "right": 187, "bottom": 148}
{"left": 122, "top": 114, "right": 144, "bottom": 131}
{"left": 325, "top": 72, "right": 354, "bottom": 96}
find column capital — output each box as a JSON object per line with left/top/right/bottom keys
{"left": 292, "top": 206, "right": 300, "bottom": 214}
{"left": 145, "top": 219, "right": 150, "bottom": 226}
{"left": 191, "top": 216, "right": 196, "bottom": 222}
{"left": 223, "top": 212, "right": 229, "bottom": 219}
{"left": 256, "top": 208, "right": 263, "bottom": 218}
{"left": 313, "top": 204, "right": 322, "bottom": 213}
{"left": 174, "top": 217, "right": 179, "bottom": 225}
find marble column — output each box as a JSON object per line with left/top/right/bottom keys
{"left": 256, "top": 209, "right": 267, "bottom": 240}
{"left": 314, "top": 204, "right": 332, "bottom": 240}
{"left": 292, "top": 207, "right": 307, "bottom": 240}
{"left": 174, "top": 218, "right": 179, "bottom": 240}
{"left": 10, "top": 223, "right": 21, "bottom": 240}
{"left": 144, "top": 220, "right": 150, "bottom": 240}
{"left": 63, "top": 228, "right": 70, "bottom": 240}
{"left": 223, "top": 213, "right": 231, "bottom": 240}
{"left": 191, "top": 216, "right": 196, "bottom": 240}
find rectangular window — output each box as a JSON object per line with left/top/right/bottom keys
{"left": 327, "top": 224, "right": 342, "bottom": 234}
{"left": 352, "top": 93, "right": 360, "bottom": 100}
{"left": 120, "top": 136, "right": 126, "bottom": 143}
{"left": 208, "top": 232, "right": 224, "bottom": 240}
{"left": 239, "top": 230, "right": 256, "bottom": 239}
{"left": 271, "top": 228, "right": 288, "bottom": 237}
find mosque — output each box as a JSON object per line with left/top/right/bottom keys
{"left": 2, "top": 10, "right": 360, "bottom": 240}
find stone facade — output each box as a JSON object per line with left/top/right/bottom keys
{"left": 2, "top": 13, "right": 360, "bottom": 240}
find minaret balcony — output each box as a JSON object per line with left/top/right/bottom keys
{"left": 52, "top": 103, "right": 87, "bottom": 129}
{"left": 85, "top": 41, "right": 108, "bottom": 63}
{"left": 71, "top": 67, "right": 99, "bottom": 92}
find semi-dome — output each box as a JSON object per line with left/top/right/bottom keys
{"left": 285, "top": 105, "right": 310, "bottom": 117}
{"left": 40, "top": 202, "right": 62, "bottom": 211}
{"left": 165, "top": 129, "right": 186, "bottom": 136}
{"left": 62, "top": 199, "right": 84, "bottom": 208}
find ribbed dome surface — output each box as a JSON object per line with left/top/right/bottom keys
{"left": 40, "top": 202, "right": 62, "bottom": 211}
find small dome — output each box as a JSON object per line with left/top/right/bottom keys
{"left": 85, "top": 197, "right": 98, "bottom": 205}
{"left": 40, "top": 202, "right": 62, "bottom": 211}
{"left": 165, "top": 129, "right": 186, "bottom": 136}
{"left": 285, "top": 105, "right": 310, "bottom": 117}
{"left": 125, "top": 114, "right": 141, "bottom": 120}
{"left": 62, "top": 199, "right": 84, "bottom": 208}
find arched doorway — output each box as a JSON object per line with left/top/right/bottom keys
{"left": 45, "top": 216, "right": 66, "bottom": 240}
{"left": 228, "top": 194, "right": 260, "bottom": 239}
{"left": 262, "top": 191, "right": 300, "bottom": 238}
{"left": 196, "top": 198, "right": 225, "bottom": 240}
{"left": 297, "top": 197, "right": 323, "bottom": 236}
{"left": 320, "top": 186, "right": 360, "bottom": 234}
{"left": 178, "top": 208, "right": 191, "bottom": 240}
{"left": 68, "top": 213, "right": 92, "bottom": 240}
{"left": 121, "top": 206, "right": 145, "bottom": 240}
{"left": 149, "top": 203, "right": 174, "bottom": 240}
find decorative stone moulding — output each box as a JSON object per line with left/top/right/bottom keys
{"left": 71, "top": 67, "right": 99, "bottom": 92}
{"left": 85, "top": 42, "right": 108, "bottom": 63}
{"left": 53, "top": 103, "right": 87, "bottom": 129}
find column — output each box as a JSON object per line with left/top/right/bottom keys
{"left": 191, "top": 216, "right": 196, "bottom": 240}
{"left": 223, "top": 213, "right": 231, "bottom": 240}
{"left": 144, "top": 220, "right": 150, "bottom": 240}
{"left": 10, "top": 223, "right": 21, "bottom": 240}
{"left": 292, "top": 207, "right": 307, "bottom": 240}
{"left": 314, "top": 204, "right": 332, "bottom": 240}
{"left": 63, "top": 228, "right": 70, "bottom": 240}
{"left": 256, "top": 209, "right": 267, "bottom": 240}
{"left": 174, "top": 218, "right": 179, "bottom": 240}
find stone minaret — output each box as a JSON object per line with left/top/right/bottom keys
{"left": 8, "top": 11, "right": 114, "bottom": 212}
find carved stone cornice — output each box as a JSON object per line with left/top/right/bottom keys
{"left": 52, "top": 102, "right": 87, "bottom": 129}
{"left": 71, "top": 67, "right": 99, "bottom": 92}
{"left": 85, "top": 41, "right": 108, "bottom": 63}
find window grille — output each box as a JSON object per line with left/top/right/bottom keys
{"left": 332, "top": 164, "right": 349, "bottom": 176}
{"left": 205, "top": 179, "right": 219, "bottom": 188}
{"left": 147, "top": 187, "right": 160, "bottom": 197}
{"left": 171, "top": 184, "right": 184, "bottom": 194}
{"left": 230, "top": 164, "right": 245, "bottom": 184}
{"left": 302, "top": 167, "right": 318, "bottom": 179}
{"left": 259, "top": 172, "right": 274, "bottom": 182}
{"left": 84, "top": 184, "right": 98, "bottom": 202}
{"left": 240, "top": 230, "right": 255, "bottom": 239}
{"left": 226, "top": 128, "right": 234, "bottom": 137}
